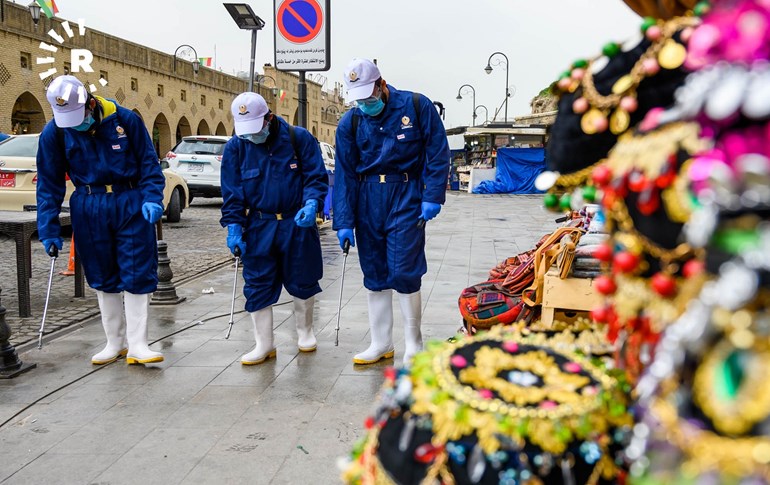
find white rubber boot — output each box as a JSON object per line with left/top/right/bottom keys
{"left": 242, "top": 306, "right": 276, "bottom": 365}
{"left": 353, "top": 290, "right": 395, "bottom": 365}
{"left": 398, "top": 291, "right": 423, "bottom": 366}
{"left": 91, "top": 291, "right": 128, "bottom": 365}
{"left": 294, "top": 296, "right": 317, "bottom": 352}
{"left": 124, "top": 292, "right": 164, "bottom": 365}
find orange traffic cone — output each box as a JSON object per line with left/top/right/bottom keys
{"left": 59, "top": 235, "right": 75, "bottom": 276}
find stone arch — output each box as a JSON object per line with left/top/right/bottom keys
{"left": 197, "top": 119, "right": 210, "bottom": 135}
{"left": 311, "top": 126, "right": 317, "bottom": 137}
{"left": 153, "top": 112, "right": 171, "bottom": 157}
{"left": 176, "top": 116, "right": 192, "bottom": 144}
{"left": 11, "top": 92, "right": 46, "bottom": 134}
{"left": 293, "top": 107, "right": 299, "bottom": 126}
{"left": 132, "top": 108, "right": 144, "bottom": 122}
{"left": 215, "top": 121, "right": 227, "bottom": 136}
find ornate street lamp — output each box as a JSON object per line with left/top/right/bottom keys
{"left": 28, "top": 1, "right": 41, "bottom": 27}
{"left": 484, "top": 51, "right": 510, "bottom": 122}
{"left": 173, "top": 45, "right": 201, "bottom": 75}
{"left": 456, "top": 84, "right": 477, "bottom": 126}
{"left": 474, "top": 105, "right": 489, "bottom": 124}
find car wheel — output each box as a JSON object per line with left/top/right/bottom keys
{"left": 166, "top": 187, "right": 182, "bottom": 223}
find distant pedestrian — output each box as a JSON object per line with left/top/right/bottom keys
{"left": 220, "top": 92, "right": 328, "bottom": 365}
{"left": 333, "top": 58, "right": 450, "bottom": 366}
{"left": 36, "top": 75, "right": 165, "bottom": 366}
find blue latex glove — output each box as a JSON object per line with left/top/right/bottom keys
{"left": 141, "top": 202, "right": 164, "bottom": 223}
{"left": 337, "top": 228, "right": 355, "bottom": 249}
{"left": 41, "top": 237, "right": 63, "bottom": 256}
{"left": 294, "top": 199, "right": 318, "bottom": 228}
{"left": 421, "top": 202, "right": 442, "bottom": 221}
{"left": 227, "top": 224, "right": 247, "bottom": 256}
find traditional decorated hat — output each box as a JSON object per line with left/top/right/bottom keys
{"left": 342, "top": 326, "right": 633, "bottom": 485}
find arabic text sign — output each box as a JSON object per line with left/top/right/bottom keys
{"left": 274, "top": 0, "right": 330, "bottom": 71}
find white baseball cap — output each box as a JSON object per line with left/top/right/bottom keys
{"left": 46, "top": 75, "right": 88, "bottom": 128}
{"left": 344, "top": 58, "right": 381, "bottom": 101}
{"left": 231, "top": 92, "right": 269, "bottom": 136}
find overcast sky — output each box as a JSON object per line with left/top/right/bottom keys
{"left": 16, "top": 0, "right": 641, "bottom": 129}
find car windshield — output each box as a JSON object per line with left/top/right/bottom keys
{"left": 174, "top": 139, "right": 226, "bottom": 156}
{"left": 0, "top": 136, "right": 38, "bottom": 157}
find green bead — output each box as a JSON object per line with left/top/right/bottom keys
{"left": 572, "top": 59, "right": 588, "bottom": 69}
{"left": 559, "top": 193, "right": 572, "bottom": 210}
{"left": 582, "top": 185, "right": 597, "bottom": 202}
{"left": 558, "top": 70, "right": 571, "bottom": 80}
{"left": 694, "top": 1, "right": 710, "bottom": 16}
{"left": 602, "top": 42, "right": 620, "bottom": 58}
{"left": 640, "top": 17, "right": 656, "bottom": 33}
{"left": 543, "top": 193, "right": 558, "bottom": 208}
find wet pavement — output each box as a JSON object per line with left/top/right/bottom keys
{"left": 0, "top": 199, "right": 234, "bottom": 346}
{"left": 0, "top": 193, "right": 554, "bottom": 485}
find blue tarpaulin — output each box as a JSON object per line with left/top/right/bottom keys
{"left": 472, "top": 147, "right": 545, "bottom": 194}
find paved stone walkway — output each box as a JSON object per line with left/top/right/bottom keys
{"left": 0, "top": 193, "right": 555, "bottom": 485}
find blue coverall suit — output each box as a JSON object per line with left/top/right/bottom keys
{"left": 36, "top": 98, "right": 165, "bottom": 294}
{"left": 220, "top": 116, "right": 328, "bottom": 312}
{"left": 333, "top": 85, "right": 450, "bottom": 293}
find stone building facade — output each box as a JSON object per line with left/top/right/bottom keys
{"left": 0, "top": 2, "right": 345, "bottom": 157}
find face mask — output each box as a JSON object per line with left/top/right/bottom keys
{"left": 239, "top": 125, "right": 270, "bottom": 145}
{"left": 357, "top": 98, "right": 385, "bottom": 117}
{"left": 71, "top": 114, "right": 95, "bottom": 132}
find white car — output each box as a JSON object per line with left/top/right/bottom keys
{"left": 0, "top": 133, "right": 189, "bottom": 222}
{"left": 164, "top": 135, "right": 230, "bottom": 203}
{"left": 318, "top": 141, "right": 335, "bottom": 172}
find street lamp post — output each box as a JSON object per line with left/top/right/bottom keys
{"left": 255, "top": 74, "right": 279, "bottom": 97}
{"left": 27, "top": 1, "right": 41, "bottom": 28}
{"left": 474, "top": 105, "right": 489, "bottom": 124}
{"left": 456, "top": 84, "right": 477, "bottom": 126}
{"left": 223, "top": 3, "right": 266, "bottom": 93}
{"left": 484, "top": 51, "right": 510, "bottom": 122}
{"left": 173, "top": 44, "right": 201, "bottom": 76}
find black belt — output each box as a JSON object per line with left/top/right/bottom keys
{"left": 252, "top": 209, "right": 299, "bottom": 220}
{"left": 76, "top": 181, "right": 137, "bottom": 195}
{"left": 358, "top": 173, "right": 414, "bottom": 183}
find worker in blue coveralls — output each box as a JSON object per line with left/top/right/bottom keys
{"left": 334, "top": 58, "right": 450, "bottom": 366}
{"left": 36, "top": 75, "right": 165, "bottom": 366}
{"left": 220, "top": 92, "right": 328, "bottom": 365}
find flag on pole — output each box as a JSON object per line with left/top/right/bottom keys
{"left": 198, "top": 57, "right": 213, "bottom": 67}
{"left": 279, "top": 89, "right": 287, "bottom": 102}
{"left": 35, "top": 0, "right": 59, "bottom": 18}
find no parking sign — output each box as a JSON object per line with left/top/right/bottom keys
{"left": 274, "top": 0, "right": 331, "bottom": 71}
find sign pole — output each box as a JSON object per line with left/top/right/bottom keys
{"left": 248, "top": 29, "right": 258, "bottom": 92}
{"left": 298, "top": 71, "right": 307, "bottom": 128}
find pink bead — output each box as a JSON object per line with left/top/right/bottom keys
{"left": 680, "top": 27, "right": 693, "bottom": 43}
{"left": 639, "top": 107, "right": 664, "bottom": 131}
{"left": 645, "top": 25, "right": 662, "bottom": 41}
{"left": 478, "top": 389, "right": 493, "bottom": 400}
{"left": 571, "top": 68, "right": 585, "bottom": 81}
{"left": 593, "top": 115, "right": 609, "bottom": 133}
{"left": 564, "top": 362, "right": 582, "bottom": 373}
{"left": 572, "top": 97, "right": 589, "bottom": 114}
{"left": 619, "top": 96, "right": 638, "bottom": 113}
{"left": 502, "top": 341, "right": 519, "bottom": 353}
{"left": 450, "top": 355, "right": 468, "bottom": 368}
{"left": 557, "top": 78, "right": 572, "bottom": 91}
{"left": 642, "top": 58, "right": 660, "bottom": 75}
{"left": 540, "top": 400, "right": 557, "bottom": 409}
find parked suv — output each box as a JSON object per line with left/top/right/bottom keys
{"left": 164, "top": 135, "right": 230, "bottom": 202}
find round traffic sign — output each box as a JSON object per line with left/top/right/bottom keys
{"left": 276, "top": 0, "right": 323, "bottom": 44}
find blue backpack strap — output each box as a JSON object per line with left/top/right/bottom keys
{"left": 288, "top": 123, "right": 298, "bottom": 160}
